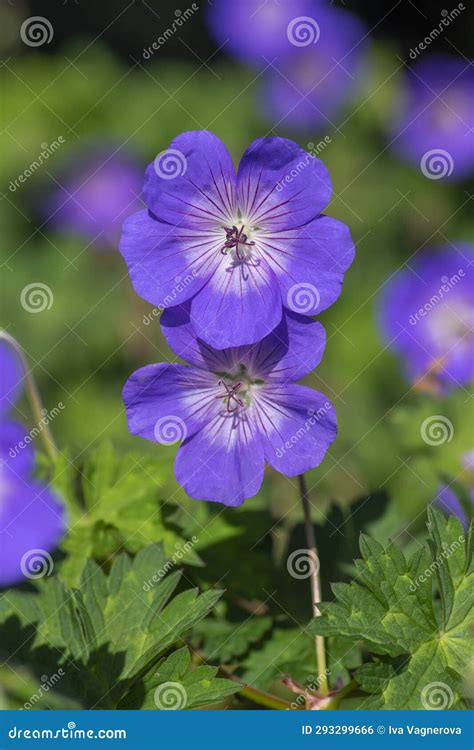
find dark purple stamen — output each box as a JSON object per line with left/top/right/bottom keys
{"left": 221, "top": 225, "right": 255, "bottom": 261}
{"left": 216, "top": 380, "right": 244, "bottom": 412}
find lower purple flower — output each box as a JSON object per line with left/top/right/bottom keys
{"left": 379, "top": 244, "right": 474, "bottom": 391}
{"left": 123, "top": 307, "right": 336, "bottom": 505}
{"left": 0, "top": 464, "right": 66, "bottom": 588}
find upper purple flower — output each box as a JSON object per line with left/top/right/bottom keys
{"left": 206, "top": 0, "right": 320, "bottom": 67}
{"left": 379, "top": 244, "right": 474, "bottom": 391}
{"left": 44, "top": 145, "right": 143, "bottom": 247}
{"left": 260, "top": 6, "right": 368, "bottom": 132}
{"left": 392, "top": 55, "right": 474, "bottom": 180}
{"left": 123, "top": 307, "right": 336, "bottom": 505}
{"left": 120, "top": 131, "right": 354, "bottom": 349}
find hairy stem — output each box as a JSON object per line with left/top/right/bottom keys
{"left": 298, "top": 473, "right": 329, "bottom": 696}
{"left": 0, "top": 330, "right": 59, "bottom": 463}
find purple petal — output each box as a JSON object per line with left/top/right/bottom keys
{"left": 255, "top": 384, "right": 337, "bottom": 475}
{"left": 175, "top": 414, "right": 265, "bottom": 505}
{"left": 267, "top": 216, "right": 355, "bottom": 315}
{"left": 144, "top": 130, "right": 237, "bottom": 229}
{"left": 245, "top": 311, "right": 326, "bottom": 382}
{"left": 0, "top": 340, "right": 23, "bottom": 415}
{"left": 190, "top": 255, "right": 282, "bottom": 349}
{"left": 161, "top": 302, "right": 236, "bottom": 372}
{"left": 236, "top": 137, "right": 331, "bottom": 230}
{"left": 435, "top": 484, "right": 472, "bottom": 529}
{"left": 0, "top": 420, "right": 35, "bottom": 476}
{"left": 0, "top": 467, "right": 66, "bottom": 588}
{"left": 123, "top": 362, "right": 216, "bottom": 444}
{"left": 119, "top": 209, "right": 215, "bottom": 309}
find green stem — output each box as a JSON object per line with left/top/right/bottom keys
{"left": 298, "top": 473, "right": 329, "bottom": 696}
{"left": 0, "top": 330, "right": 59, "bottom": 463}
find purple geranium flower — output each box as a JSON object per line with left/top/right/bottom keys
{"left": 0, "top": 339, "right": 23, "bottom": 416}
{"left": 434, "top": 451, "right": 474, "bottom": 529}
{"left": 0, "top": 340, "right": 34, "bottom": 475}
{"left": 120, "top": 131, "right": 354, "bottom": 349}
{"left": 44, "top": 145, "right": 143, "bottom": 247}
{"left": 123, "top": 306, "right": 336, "bottom": 505}
{"left": 0, "top": 338, "right": 66, "bottom": 586}
{"left": 0, "top": 465, "right": 66, "bottom": 588}
{"left": 392, "top": 55, "right": 474, "bottom": 180}
{"left": 206, "top": 0, "right": 321, "bottom": 67}
{"left": 379, "top": 244, "right": 474, "bottom": 391}
{"left": 261, "top": 6, "right": 368, "bottom": 132}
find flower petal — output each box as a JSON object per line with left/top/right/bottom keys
{"left": 123, "top": 362, "right": 216, "bottom": 444}
{"left": 0, "top": 341, "right": 23, "bottom": 415}
{"left": 161, "top": 302, "right": 236, "bottom": 372}
{"left": 175, "top": 413, "right": 265, "bottom": 505}
{"left": 119, "top": 209, "right": 216, "bottom": 309}
{"left": 237, "top": 137, "right": 331, "bottom": 230}
{"left": 0, "top": 468, "right": 66, "bottom": 587}
{"left": 263, "top": 215, "right": 355, "bottom": 315}
{"left": 248, "top": 311, "right": 326, "bottom": 382}
{"left": 255, "top": 384, "right": 337, "bottom": 475}
{"left": 144, "top": 130, "right": 237, "bottom": 229}
{"left": 190, "top": 255, "right": 282, "bottom": 349}
{"left": 0, "top": 420, "right": 35, "bottom": 476}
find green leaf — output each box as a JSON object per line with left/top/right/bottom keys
{"left": 0, "top": 545, "right": 224, "bottom": 709}
{"left": 119, "top": 647, "right": 239, "bottom": 710}
{"left": 309, "top": 509, "right": 473, "bottom": 709}
{"left": 193, "top": 615, "right": 272, "bottom": 663}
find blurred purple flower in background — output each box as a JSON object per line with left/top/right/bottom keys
{"left": 120, "top": 130, "right": 354, "bottom": 349}
{"left": 123, "top": 306, "right": 336, "bottom": 506}
{"left": 206, "top": 0, "right": 368, "bottom": 133}
{"left": 43, "top": 145, "right": 143, "bottom": 248}
{"left": 261, "top": 6, "right": 368, "bottom": 132}
{"left": 0, "top": 339, "right": 66, "bottom": 588}
{"left": 434, "top": 451, "right": 474, "bottom": 529}
{"left": 379, "top": 244, "right": 474, "bottom": 392}
{"left": 392, "top": 55, "right": 474, "bottom": 180}
{"left": 206, "top": 0, "right": 319, "bottom": 67}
